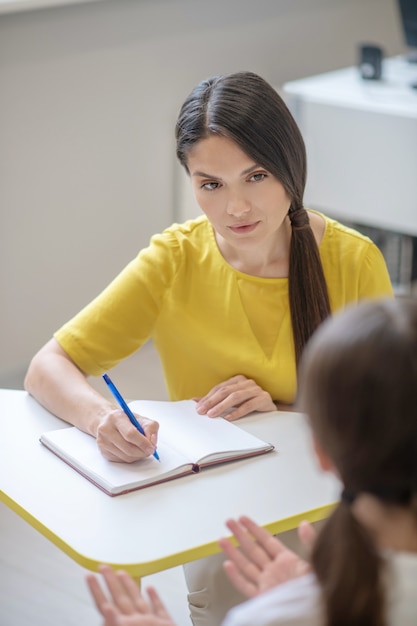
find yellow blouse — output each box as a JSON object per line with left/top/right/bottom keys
{"left": 55, "top": 212, "right": 393, "bottom": 404}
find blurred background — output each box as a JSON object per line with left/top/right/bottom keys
{"left": 0, "top": 0, "right": 409, "bottom": 392}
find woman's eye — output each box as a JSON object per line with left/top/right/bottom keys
{"left": 249, "top": 172, "right": 266, "bottom": 182}
{"left": 201, "top": 181, "right": 219, "bottom": 191}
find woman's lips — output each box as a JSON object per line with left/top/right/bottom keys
{"left": 228, "top": 221, "right": 260, "bottom": 234}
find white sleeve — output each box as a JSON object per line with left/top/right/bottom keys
{"left": 222, "top": 573, "right": 321, "bottom": 626}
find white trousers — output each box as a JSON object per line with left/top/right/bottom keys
{"left": 183, "top": 524, "right": 317, "bottom": 626}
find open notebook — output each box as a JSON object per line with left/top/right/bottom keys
{"left": 40, "top": 399, "right": 275, "bottom": 496}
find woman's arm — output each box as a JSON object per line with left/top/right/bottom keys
{"left": 24, "top": 338, "right": 159, "bottom": 462}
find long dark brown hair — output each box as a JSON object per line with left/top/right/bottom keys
{"left": 298, "top": 297, "right": 417, "bottom": 626}
{"left": 175, "top": 71, "right": 331, "bottom": 364}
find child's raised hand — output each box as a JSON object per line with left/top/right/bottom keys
{"left": 86, "top": 564, "right": 175, "bottom": 626}
{"left": 218, "top": 516, "right": 311, "bottom": 598}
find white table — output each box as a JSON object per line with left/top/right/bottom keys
{"left": 283, "top": 56, "right": 417, "bottom": 236}
{"left": 0, "top": 388, "right": 339, "bottom": 578}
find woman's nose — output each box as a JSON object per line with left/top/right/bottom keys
{"left": 226, "top": 195, "right": 251, "bottom": 217}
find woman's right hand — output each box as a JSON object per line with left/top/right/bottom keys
{"left": 96, "top": 409, "right": 159, "bottom": 463}
{"left": 24, "top": 338, "right": 159, "bottom": 463}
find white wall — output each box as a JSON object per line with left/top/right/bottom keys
{"left": 0, "top": 0, "right": 405, "bottom": 385}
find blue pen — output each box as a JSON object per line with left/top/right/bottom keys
{"left": 102, "top": 373, "right": 160, "bottom": 461}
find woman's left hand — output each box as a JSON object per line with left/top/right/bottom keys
{"left": 194, "top": 375, "right": 276, "bottom": 421}
{"left": 86, "top": 565, "right": 175, "bottom": 626}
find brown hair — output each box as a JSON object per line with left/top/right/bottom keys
{"left": 175, "top": 71, "right": 331, "bottom": 364}
{"left": 298, "top": 298, "right": 417, "bottom": 626}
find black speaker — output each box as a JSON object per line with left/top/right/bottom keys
{"left": 358, "top": 44, "right": 383, "bottom": 80}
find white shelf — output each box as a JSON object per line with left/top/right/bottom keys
{"left": 282, "top": 56, "right": 417, "bottom": 237}
{"left": 284, "top": 56, "right": 417, "bottom": 118}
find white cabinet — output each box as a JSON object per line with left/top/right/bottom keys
{"left": 283, "top": 56, "right": 417, "bottom": 236}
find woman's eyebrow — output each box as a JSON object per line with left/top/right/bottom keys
{"left": 191, "top": 170, "right": 216, "bottom": 178}
{"left": 191, "top": 164, "right": 260, "bottom": 179}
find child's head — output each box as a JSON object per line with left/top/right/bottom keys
{"left": 297, "top": 297, "right": 417, "bottom": 626}
{"left": 298, "top": 297, "right": 417, "bottom": 505}
{"left": 175, "top": 71, "right": 307, "bottom": 213}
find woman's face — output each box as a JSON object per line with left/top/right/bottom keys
{"left": 186, "top": 135, "right": 292, "bottom": 253}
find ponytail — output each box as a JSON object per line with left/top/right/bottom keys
{"left": 288, "top": 207, "right": 331, "bottom": 365}
{"left": 298, "top": 298, "right": 417, "bottom": 625}
{"left": 312, "top": 500, "right": 386, "bottom": 626}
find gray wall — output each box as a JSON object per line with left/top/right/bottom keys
{"left": 0, "top": 0, "right": 405, "bottom": 386}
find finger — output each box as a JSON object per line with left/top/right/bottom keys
{"left": 98, "top": 416, "right": 156, "bottom": 462}
{"left": 195, "top": 390, "right": 227, "bottom": 415}
{"left": 117, "top": 413, "right": 159, "bottom": 453}
{"left": 209, "top": 389, "right": 275, "bottom": 419}
{"left": 228, "top": 517, "right": 285, "bottom": 560}
{"left": 298, "top": 520, "right": 317, "bottom": 553}
{"left": 97, "top": 422, "right": 152, "bottom": 456}
{"left": 86, "top": 573, "right": 110, "bottom": 614}
{"left": 223, "top": 520, "right": 277, "bottom": 570}
{"left": 201, "top": 387, "right": 247, "bottom": 417}
{"left": 238, "top": 516, "right": 284, "bottom": 553}
{"left": 99, "top": 441, "right": 154, "bottom": 463}
{"left": 145, "top": 586, "right": 172, "bottom": 618}
{"left": 222, "top": 559, "right": 258, "bottom": 598}
{"left": 195, "top": 382, "right": 226, "bottom": 407}
{"left": 218, "top": 535, "right": 259, "bottom": 579}
{"left": 115, "top": 571, "right": 151, "bottom": 613}
{"left": 99, "top": 565, "right": 138, "bottom": 614}
{"left": 139, "top": 416, "right": 160, "bottom": 447}
{"left": 99, "top": 603, "right": 121, "bottom": 626}
{"left": 195, "top": 377, "right": 247, "bottom": 413}
{"left": 200, "top": 376, "right": 246, "bottom": 400}
{"left": 222, "top": 403, "right": 254, "bottom": 421}
{"left": 219, "top": 531, "right": 275, "bottom": 591}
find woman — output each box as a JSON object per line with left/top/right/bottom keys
{"left": 86, "top": 297, "right": 417, "bottom": 626}
{"left": 24, "top": 72, "right": 393, "bottom": 625}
